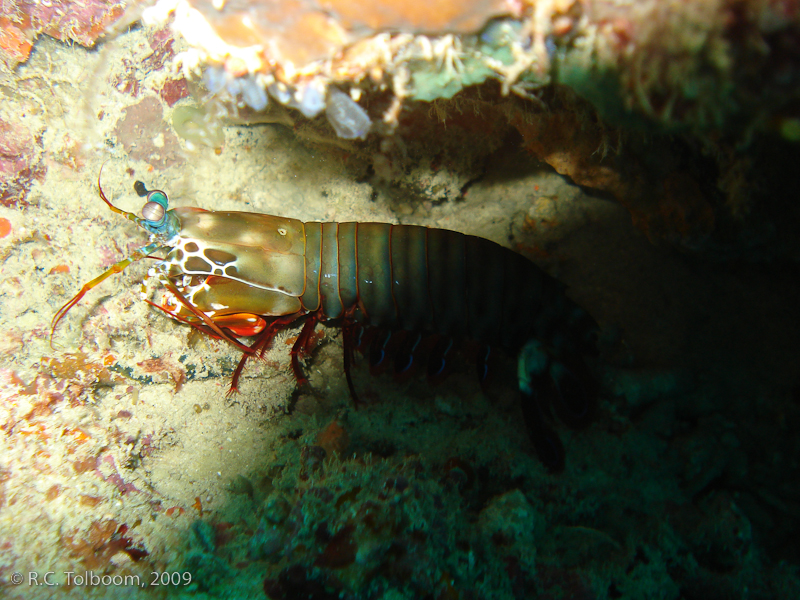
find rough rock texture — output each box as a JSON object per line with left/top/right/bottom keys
{"left": 0, "top": 0, "right": 127, "bottom": 68}
{"left": 0, "top": 2, "right": 799, "bottom": 600}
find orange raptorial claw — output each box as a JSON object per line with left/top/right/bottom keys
{"left": 146, "top": 300, "right": 266, "bottom": 343}
{"left": 158, "top": 280, "right": 256, "bottom": 354}
{"left": 144, "top": 298, "right": 256, "bottom": 355}
{"left": 210, "top": 314, "right": 267, "bottom": 337}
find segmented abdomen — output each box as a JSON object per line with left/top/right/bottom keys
{"left": 299, "top": 222, "right": 587, "bottom": 352}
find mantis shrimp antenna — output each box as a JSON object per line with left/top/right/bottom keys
{"left": 49, "top": 166, "right": 164, "bottom": 346}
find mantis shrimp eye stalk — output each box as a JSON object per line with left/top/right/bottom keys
{"left": 135, "top": 179, "right": 170, "bottom": 226}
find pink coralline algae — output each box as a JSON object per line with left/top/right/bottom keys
{"left": 112, "top": 27, "right": 190, "bottom": 103}
{"left": 0, "top": 0, "right": 127, "bottom": 67}
{"left": 112, "top": 96, "right": 184, "bottom": 170}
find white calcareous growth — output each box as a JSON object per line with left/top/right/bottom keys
{"left": 325, "top": 87, "right": 372, "bottom": 140}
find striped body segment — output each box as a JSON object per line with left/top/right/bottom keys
{"left": 298, "top": 222, "right": 574, "bottom": 353}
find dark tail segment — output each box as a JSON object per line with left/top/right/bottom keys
{"left": 548, "top": 354, "right": 597, "bottom": 429}
{"left": 521, "top": 357, "right": 597, "bottom": 473}
{"left": 517, "top": 295, "right": 600, "bottom": 473}
{"left": 517, "top": 352, "right": 598, "bottom": 472}
{"left": 520, "top": 387, "right": 567, "bottom": 473}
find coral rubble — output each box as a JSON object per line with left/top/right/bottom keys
{"left": 133, "top": 0, "right": 800, "bottom": 244}
{"left": 0, "top": 0, "right": 127, "bottom": 68}
{"left": 143, "top": 0, "right": 800, "bottom": 134}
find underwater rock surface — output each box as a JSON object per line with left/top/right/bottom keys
{"left": 0, "top": 2, "right": 798, "bottom": 600}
